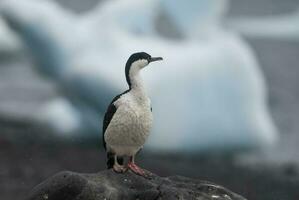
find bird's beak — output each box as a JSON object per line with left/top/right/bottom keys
{"left": 149, "top": 57, "right": 163, "bottom": 63}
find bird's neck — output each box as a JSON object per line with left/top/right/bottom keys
{"left": 129, "top": 71, "right": 147, "bottom": 97}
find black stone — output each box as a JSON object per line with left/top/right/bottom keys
{"left": 26, "top": 170, "right": 246, "bottom": 200}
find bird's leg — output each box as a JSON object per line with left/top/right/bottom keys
{"left": 113, "top": 155, "right": 127, "bottom": 173}
{"left": 128, "top": 155, "right": 146, "bottom": 176}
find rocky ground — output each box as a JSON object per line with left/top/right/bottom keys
{"left": 1, "top": 141, "right": 299, "bottom": 200}
{"left": 26, "top": 170, "right": 246, "bottom": 200}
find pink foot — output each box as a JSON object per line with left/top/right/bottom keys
{"left": 128, "top": 162, "right": 146, "bottom": 177}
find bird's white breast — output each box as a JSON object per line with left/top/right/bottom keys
{"left": 104, "top": 91, "right": 153, "bottom": 156}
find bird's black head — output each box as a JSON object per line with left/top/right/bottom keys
{"left": 125, "top": 52, "right": 163, "bottom": 87}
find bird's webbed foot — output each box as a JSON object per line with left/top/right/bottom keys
{"left": 113, "top": 164, "right": 128, "bottom": 173}
{"left": 128, "top": 162, "right": 146, "bottom": 176}
{"left": 112, "top": 155, "right": 127, "bottom": 173}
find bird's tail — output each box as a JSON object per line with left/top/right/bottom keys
{"left": 106, "top": 152, "right": 123, "bottom": 169}
{"left": 107, "top": 152, "right": 114, "bottom": 169}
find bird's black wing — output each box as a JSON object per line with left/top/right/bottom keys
{"left": 102, "top": 90, "right": 129, "bottom": 150}
{"left": 102, "top": 103, "right": 116, "bottom": 150}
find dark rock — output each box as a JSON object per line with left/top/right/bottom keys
{"left": 26, "top": 170, "right": 246, "bottom": 200}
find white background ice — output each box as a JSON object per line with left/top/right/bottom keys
{"left": 227, "top": 7, "right": 299, "bottom": 40}
{"left": 0, "top": 0, "right": 278, "bottom": 152}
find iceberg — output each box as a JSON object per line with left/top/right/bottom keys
{"left": 0, "top": 17, "right": 22, "bottom": 56}
{"left": 227, "top": 8, "right": 299, "bottom": 40}
{"left": 0, "top": 0, "right": 278, "bottom": 152}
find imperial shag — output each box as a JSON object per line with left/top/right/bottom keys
{"left": 102, "top": 52, "right": 163, "bottom": 176}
